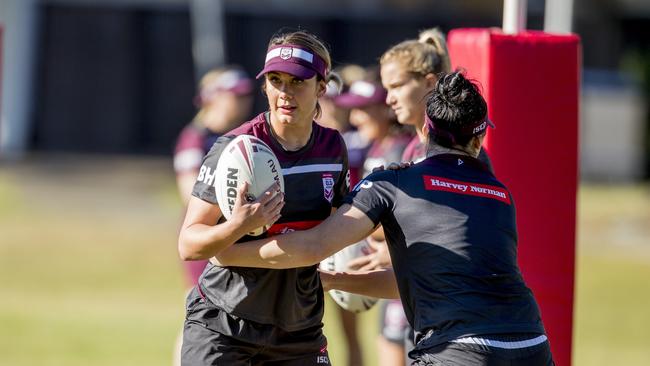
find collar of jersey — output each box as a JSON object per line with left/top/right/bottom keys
{"left": 263, "top": 111, "right": 317, "bottom": 156}
{"left": 424, "top": 153, "right": 491, "bottom": 173}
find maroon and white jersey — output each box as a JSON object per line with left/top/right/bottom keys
{"left": 191, "top": 112, "right": 349, "bottom": 332}
{"left": 362, "top": 133, "right": 411, "bottom": 178}
{"left": 402, "top": 136, "right": 427, "bottom": 163}
{"left": 174, "top": 123, "right": 219, "bottom": 174}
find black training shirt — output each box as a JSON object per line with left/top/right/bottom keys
{"left": 345, "top": 153, "right": 545, "bottom": 350}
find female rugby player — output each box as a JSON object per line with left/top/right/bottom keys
{"left": 178, "top": 30, "right": 348, "bottom": 365}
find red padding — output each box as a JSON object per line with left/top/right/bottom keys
{"left": 449, "top": 28, "right": 580, "bottom": 366}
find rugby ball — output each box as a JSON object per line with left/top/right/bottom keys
{"left": 320, "top": 240, "right": 379, "bottom": 313}
{"left": 214, "top": 134, "right": 284, "bottom": 236}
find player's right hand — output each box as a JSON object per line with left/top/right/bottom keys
{"left": 230, "top": 182, "right": 284, "bottom": 234}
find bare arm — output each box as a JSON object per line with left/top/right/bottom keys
{"left": 178, "top": 182, "right": 283, "bottom": 260}
{"left": 213, "top": 204, "right": 377, "bottom": 269}
{"left": 320, "top": 268, "right": 400, "bottom": 299}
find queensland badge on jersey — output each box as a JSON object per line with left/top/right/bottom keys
{"left": 322, "top": 173, "right": 335, "bottom": 202}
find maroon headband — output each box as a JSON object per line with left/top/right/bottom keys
{"left": 256, "top": 44, "right": 328, "bottom": 80}
{"left": 334, "top": 81, "right": 387, "bottom": 109}
{"left": 425, "top": 112, "right": 495, "bottom": 144}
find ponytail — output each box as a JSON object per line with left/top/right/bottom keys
{"left": 380, "top": 28, "right": 451, "bottom": 76}
{"left": 418, "top": 28, "right": 451, "bottom": 73}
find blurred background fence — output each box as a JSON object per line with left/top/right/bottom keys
{"left": 0, "top": 0, "right": 648, "bottom": 180}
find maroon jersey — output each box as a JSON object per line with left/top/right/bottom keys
{"left": 362, "top": 133, "right": 411, "bottom": 177}
{"left": 174, "top": 123, "right": 220, "bottom": 174}
{"left": 402, "top": 136, "right": 428, "bottom": 163}
{"left": 192, "top": 112, "right": 349, "bottom": 332}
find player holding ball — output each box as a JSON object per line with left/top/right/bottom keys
{"left": 177, "top": 29, "right": 348, "bottom": 365}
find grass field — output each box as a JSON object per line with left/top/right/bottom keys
{"left": 1, "top": 155, "right": 649, "bottom": 365}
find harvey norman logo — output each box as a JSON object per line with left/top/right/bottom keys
{"left": 423, "top": 175, "right": 511, "bottom": 204}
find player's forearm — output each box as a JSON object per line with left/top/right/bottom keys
{"left": 214, "top": 230, "right": 324, "bottom": 269}
{"left": 323, "top": 269, "right": 400, "bottom": 299}
{"left": 214, "top": 204, "right": 376, "bottom": 269}
{"left": 178, "top": 220, "right": 248, "bottom": 261}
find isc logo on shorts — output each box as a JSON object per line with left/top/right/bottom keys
{"left": 316, "top": 355, "right": 330, "bottom": 364}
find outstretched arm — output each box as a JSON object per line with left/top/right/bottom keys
{"left": 319, "top": 268, "right": 400, "bottom": 299}
{"left": 213, "top": 204, "right": 377, "bottom": 269}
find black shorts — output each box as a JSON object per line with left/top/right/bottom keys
{"left": 181, "top": 287, "right": 330, "bottom": 366}
{"left": 409, "top": 333, "right": 554, "bottom": 366}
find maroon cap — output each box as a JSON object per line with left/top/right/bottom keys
{"left": 323, "top": 78, "right": 342, "bottom": 99}
{"left": 198, "top": 69, "right": 253, "bottom": 104}
{"left": 256, "top": 44, "right": 328, "bottom": 80}
{"left": 334, "top": 81, "right": 387, "bottom": 109}
{"left": 425, "top": 112, "right": 495, "bottom": 144}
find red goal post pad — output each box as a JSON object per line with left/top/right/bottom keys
{"left": 448, "top": 28, "right": 580, "bottom": 366}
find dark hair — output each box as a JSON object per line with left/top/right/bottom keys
{"left": 425, "top": 71, "right": 487, "bottom": 148}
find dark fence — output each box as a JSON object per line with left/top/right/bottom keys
{"left": 31, "top": 4, "right": 500, "bottom": 155}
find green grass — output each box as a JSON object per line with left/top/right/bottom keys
{"left": 1, "top": 159, "right": 649, "bottom": 365}
{"left": 573, "top": 185, "right": 650, "bottom": 366}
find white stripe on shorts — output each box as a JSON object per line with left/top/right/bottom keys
{"left": 450, "top": 335, "right": 547, "bottom": 350}
{"left": 281, "top": 163, "right": 342, "bottom": 176}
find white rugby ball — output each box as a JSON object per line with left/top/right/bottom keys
{"left": 320, "top": 241, "right": 379, "bottom": 313}
{"left": 214, "top": 134, "right": 284, "bottom": 236}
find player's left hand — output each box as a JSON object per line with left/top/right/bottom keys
{"left": 346, "top": 237, "right": 392, "bottom": 271}
{"left": 371, "top": 161, "right": 413, "bottom": 173}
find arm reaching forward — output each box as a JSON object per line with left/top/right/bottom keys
{"left": 319, "top": 268, "right": 400, "bottom": 299}
{"left": 213, "top": 204, "right": 377, "bottom": 269}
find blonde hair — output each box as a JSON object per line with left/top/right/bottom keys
{"left": 380, "top": 27, "right": 451, "bottom": 76}
{"left": 266, "top": 30, "right": 332, "bottom": 119}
